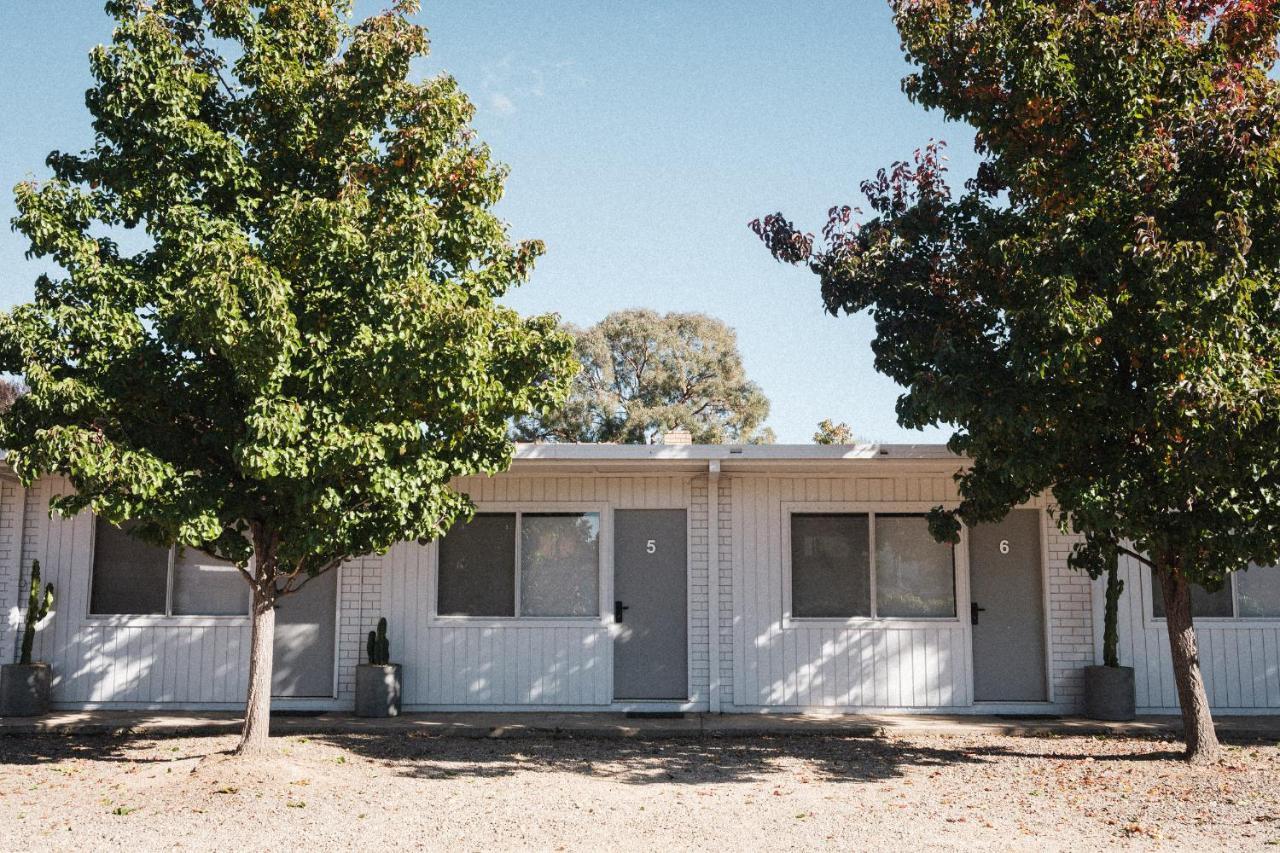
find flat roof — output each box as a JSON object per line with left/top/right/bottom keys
{"left": 0, "top": 443, "right": 965, "bottom": 480}
{"left": 514, "top": 443, "right": 955, "bottom": 460}
{"left": 511, "top": 442, "right": 963, "bottom": 473}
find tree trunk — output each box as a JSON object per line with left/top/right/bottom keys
{"left": 236, "top": 525, "right": 278, "bottom": 756}
{"left": 1156, "top": 562, "right": 1220, "bottom": 765}
{"left": 1102, "top": 556, "right": 1122, "bottom": 668}
{"left": 236, "top": 582, "right": 276, "bottom": 755}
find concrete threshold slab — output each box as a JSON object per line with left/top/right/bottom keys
{"left": 2, "top": 710, "right": 1278, "bottom": 741}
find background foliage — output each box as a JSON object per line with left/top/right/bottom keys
{"left": 514, "top": 308, "right": 773, "bottom": 444}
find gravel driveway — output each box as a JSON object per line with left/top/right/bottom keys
{"left": 0, "top": 730, "right": 1276, "bottom": 851}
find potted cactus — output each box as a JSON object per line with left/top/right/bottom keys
{"left": 1084, "top": 556, "right": 1136, "bottom": 721}
{"left": 355, "top": 617, "right": 401, "bottom": 717}
{"left": 1, "top": 560, "right": 54, "bottom": 716}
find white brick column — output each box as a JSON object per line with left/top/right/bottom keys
{"left": 689, "top": 474, "right": 710, "bottom": 705}
{"left": 717, "top": 476, "right": 734, "bottom": 707}
{"left": 0, "top": 478, "right": 24, "bottom": 664}
{"left": 336, "top": 552, "right": 385, "bottom": 705}
{"left": 1046, "top": 522, "right": 1093, "bottom": 710}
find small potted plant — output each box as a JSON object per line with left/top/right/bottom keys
{"left": 1085, "top": 555, "right": 1135, "bottom": 721}
{"left": 355, "top": 617, "right": 401, "bottom": 717}
{"left": 1, "top": 560, "right": 54, "bottom": 716}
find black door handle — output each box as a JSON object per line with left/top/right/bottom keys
{"left": 614, "top": 600, "right": 629, "bottom": 622}
{"left": 971, "top": 602, "right": 986, "bottom": 626}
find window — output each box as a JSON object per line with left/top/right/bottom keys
{"left": 520, "top": 514, "right": 600, "bottom": 617}
{"left": 875, "top": 515, "right": 957, "bottom": 618}
{"left": 1151, "top": 563, "right": 1280, "bottom": 619}
{"left": 90, "top": 519, "right": 168, "bottom": 615}
{"left": 171, "top": 548, "right": 251, "bottom": 616}
{"left": 1237, "top": 564, "right": 1280, "bottom": 618}
{"left": 437, "top": 511, "right": 601, "bottom": 618}
{"left": 437, "top": 514, "right": 516, "bottom": 616}
{"left": 791, "top": 514, "right": 871, "bottom": 617}
{"left": 789, "top": 512, "right": 956, "bottom": 620}
{"left": 90, "top": 518, "right": 248, "bottom": 617}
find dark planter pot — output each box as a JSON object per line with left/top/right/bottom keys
{"left": 1085, "top": 664, "right": 1135, "bottom": 722}
{"left": 1, "top": 662, "right": 52, "bottom": 717}
{"left": 355, "top": 663, "right": 401, "bottom": 718}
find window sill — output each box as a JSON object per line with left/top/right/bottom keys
{"left": 84, "top": 615, "right": 251, "bottom": 628}
{"left": 784, "top": 616, "right": 962, "bottom": 629}
{"left": 427, "top": 615, "right": 608, "bottom": 630}
{"left": 1147, "top": 616, "right": 1280, "bottom": 627}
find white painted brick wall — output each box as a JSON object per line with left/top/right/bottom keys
{"left": 1046, "top": 524, "right": 1093, "bottom": 710}
{"left": 16, "top": 483, "right": 42, "bottom": 664}
{"left": 689, "top": 476, "right": 710, "bottom": 702}
{"left": 0, "top": 479, "right": 22, "bottom": 664}
{"left": 336, "top": 552, "right": 385, "bottom": 705}
{"left": 717, "top": 475, "right": 734, "bottom": 705}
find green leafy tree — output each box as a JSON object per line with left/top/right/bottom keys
{"left": 754, "top": 0, "right": 1280, "bottom": 763}
{"left": 514, "top": 309, "right": 774, "bottom": 444}
{"left": 0, "top": 0, "right": 575, "bottom": 753}
{"left": 813, "top": 419, "right": 857, "bottom": 445}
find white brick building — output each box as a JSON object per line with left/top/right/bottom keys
{"left": 3, "top": 444, "right": 1278, "bottom": 714}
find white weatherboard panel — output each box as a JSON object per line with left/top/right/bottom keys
{"left": 1112, "top": 553, "right": 1280, "bottom": 712}
{"left": 24, "top": 477, "right": 252, "bottom": 706}
{"left": 386, "top": 474, "right": 696, "bottom": 707}
{"left": 729, "top": 474, "right": 972, "bottom": 709}
{"left": 10, "top": 464, "right": 1279, "bottom": 713}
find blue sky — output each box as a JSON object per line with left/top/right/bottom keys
{"left": 0, "top": 1, "right": 976, "bottom": 443}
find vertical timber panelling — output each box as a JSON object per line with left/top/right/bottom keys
{"left": 384, "top": 473, "right": 701, "bottom": 708}
{"left": 1112, "top": 553, "right": 1280, "bottom": 712}
{"left": 728, "top": 473, "right": 972, "bottom": 710}
{"left": 28, "top": 476, "right": 253, "bottom": 707}
{"left": 384, "top": 538, "right": 612, "bottom": 706}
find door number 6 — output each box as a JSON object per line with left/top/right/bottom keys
{"left": 646, "top": 539, "right": 656, "bottom": 554}
{"left": 999, "top": 539, "right": 1010, "bottom": 555}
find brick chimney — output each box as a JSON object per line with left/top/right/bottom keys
{"left": 660, "top": 428, "right": 693, "bottom": 446}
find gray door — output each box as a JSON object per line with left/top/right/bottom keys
{"left": 272, "top": 568, "right": 338, "bottom": 697}
{"left": 969, "top": 510, "right": 1047, "bottom": 701}
{"left": 613, "top": 510, "right": 688, "bottom": 700}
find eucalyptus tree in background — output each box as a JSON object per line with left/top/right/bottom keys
{"left": 0, "top": 379, "right": 24, "bottom": 413}
{"left": 753, "top": 0, "right": 1280, "bottom": 763}
{"left": 813, "top": 419, "right": 856, "bottom": 445}
{"left": 0, "top": 0, "right": 575, "bottom": 754}
{"left": 514, "top": 309, "right": 774, "bottom": 444}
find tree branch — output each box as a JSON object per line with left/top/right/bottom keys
{"left": 1117, "top": 544, "right": 1156, "bottom": 570}
{"left": 277, "top": 556, "right": 345, "bottom": 596}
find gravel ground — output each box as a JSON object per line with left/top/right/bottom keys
{"left": 0, "top": 730, "right": 1277, "bottom": 851}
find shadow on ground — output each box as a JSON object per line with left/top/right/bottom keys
{"left": 0, "top": 729, "right": 1240, "bottom": 783}
{"left": 300, "top": 732, "right": 1200, "bottom": 784}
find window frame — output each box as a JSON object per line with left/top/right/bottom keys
{"left": 85, "top": 519, "right": 252, "bottom": 626}
{"left": 1146, "top": 563, "right": 1280, "bottom": 624}
{"left": 783, "top": 503, "right": 962, "bottom": 626}
{"left": 430, "top": 502, "right": 610, "bottom": 627}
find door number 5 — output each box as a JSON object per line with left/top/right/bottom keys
{"left": 999, "top": 539, "right": 1010, "bottom": 555}
{"left": 646, "top": 539, "right": 656, "bottom": 554}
